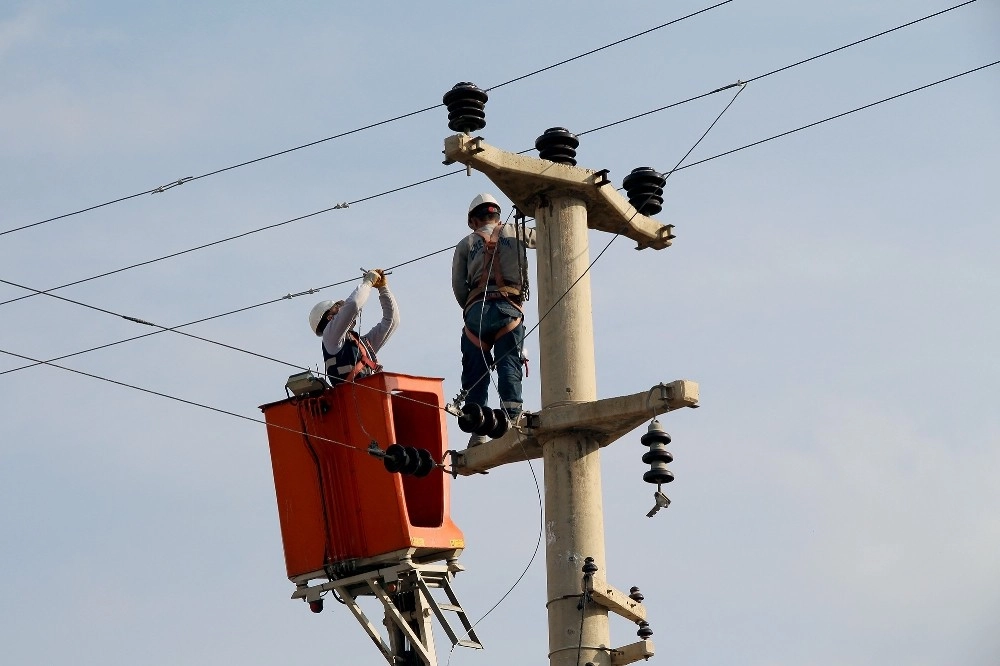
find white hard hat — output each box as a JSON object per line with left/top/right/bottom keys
{"left": 309, "top": 300, "right": 335, "bottom": 336}
{"left": 468, "top": 192, "right": 501, "bottom": 216}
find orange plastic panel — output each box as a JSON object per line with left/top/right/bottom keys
{"left": 261, "top": 373, "right": 464, "bottom": 579}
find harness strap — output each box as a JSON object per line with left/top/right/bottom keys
{"left": 463, "top": 317, "right": 522, "bottom": 354}
{"left": 466, "top": 225, "right": 524, "bottom": 313}
{"left": 327, "top": 331, "right": 381, "bottom": 382}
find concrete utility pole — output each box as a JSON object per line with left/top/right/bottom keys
{"left": 445, "top": 133, "right": 699, "bottom": 666}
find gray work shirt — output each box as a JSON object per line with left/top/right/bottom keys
{"left": 452, "top": 222, "right": 536, "bottom": 307}
{"left": 322, "top": 281, "right": 399, "bottom": 357}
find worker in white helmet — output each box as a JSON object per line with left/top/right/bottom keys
{"left": 452, "top": 193, "right": 536, "bottom": 445}
{"left": 308, "top": 268, "right": 399, "bottom": 384}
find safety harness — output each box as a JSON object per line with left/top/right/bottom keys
{"left": 323, "top": 331, "right": 381, "bottom": 383}
{"left": 464, "top": 225, "right": 523, "bottom": 356}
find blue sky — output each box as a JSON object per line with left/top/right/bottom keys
{"left": 1, "top": 1, "right": 998, "bottom": 665}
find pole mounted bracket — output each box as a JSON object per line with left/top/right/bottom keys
{"left": 452, "top": 379, "right": 699, "bottom": 475}
{"left": 444, "top": 134, "right": 675, "bottom": 250}
{"left": 610, "top": 639, "right": 655, "bottom": 666}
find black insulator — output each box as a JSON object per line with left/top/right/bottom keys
{"left": 383, "top": 444, "right": 411, "bottom": 473}
{"left": 643, "top": 467, "right": 675, "bottom": 485}
{"left": 582, "top": 556, "right": 598, "bottom": 575}
{"left": 458, "top": 403, "right": 484, "bottom": 433}
{"left": 475, "top": 407, "right": 497, "bottom": 436}
{"left": 308, "top": 599, "right": 324, "bottom": 614}
{"left": 401, "top": 446, "right": 424, "bottom": 475}
{"left": 641, "top": 418, "right": 674, "bottom": 485}
{"left": 640, "top": 420, "right": 671, "bottom": 447}
{"left": 443, "top": 82, "right": 488, "bottom": 133}
{"left": 641, "top": 448, "right": 674, "bottom": 465}
{"left": 413, "top": 448, "right": 435, "bottom": 478}
{"left": 637, "top": 621, "right": 653, "bottom": 639}
{"left": 488, "top": 409, "right": 509, "bottom": 439}
{"left": 622, "top": 167, "right": 667, "bottom": 216}
{"left": 535, "top": 127, "right": 580, "bottom": 166}
{"left": 629, "top": 586, "right": 644, "bottom": 602}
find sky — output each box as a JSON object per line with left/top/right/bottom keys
{"left": 1, "top": 1, "right": 998, "bottom": 665}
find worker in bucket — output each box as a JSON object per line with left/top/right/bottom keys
{"left": 452, "top": 193, "right": 535, "bottom": 445}
{"left": 308, "top": 268, "right": 399, "bottom": 383}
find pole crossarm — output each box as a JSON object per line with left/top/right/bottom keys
{"left": 443, "top": 134, "right": 676, "bottom": 249}
{"left": 610, "top": 640, "right": 656, "bottom": 666}
{"left": 586, "top": 577, "right": 648, "bottom": 624}
{"left": 453, "top": 380, "right": 698, "bottom": 475}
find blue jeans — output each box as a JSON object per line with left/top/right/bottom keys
{"left": 461, "top": 300, "right": 524, "bottom": 417}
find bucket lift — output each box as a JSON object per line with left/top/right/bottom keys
{"left": 260, "top": 372, "right": 482, "bottom": 666}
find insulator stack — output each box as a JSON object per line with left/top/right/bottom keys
{"left": 383, "top": 444, "right": 435, "bottom": 477}
{"left": 457, "top": 403, "right": 508, "bottom": 439}
{"left": 629, "top": 586, "right": 644, "bottom": 602}
{"left": 640, "top": 419, "right": 674, "bottom": 486}
{"left": 534, "top": 127, "right": 580, "bottom": 165}
{"left": 622, "top": 167, "right": 666, "bottom": 216}
{"left": 637, "top": 621, "right": 654, "bottom": 639}
{"left": 443, "top": 82, "right": 488, "bottom": 133}
{"left": 582, "top": 556, "right": 598, "bottom": 575}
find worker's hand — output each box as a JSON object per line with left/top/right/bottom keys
{"left": 369, "top": 268, "right": 388, "bottom": 289}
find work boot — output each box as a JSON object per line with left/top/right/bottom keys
{"left": 468, "top": 433, "right": 490, "bottom": 448}
{"left": 503, "top": 409, "right": 522, "bottom": 427}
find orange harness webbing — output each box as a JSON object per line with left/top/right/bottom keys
{"left": 464, "top": 225, "right": 524, "bottom": 354}
{"left": 342, "top": 331, "right": 381, "bottom": 382}
{"left": 465, "top": 225, "right": 523, "bottom": 315}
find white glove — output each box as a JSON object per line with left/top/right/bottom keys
{"left": 363, "top": 269, "right": 380, "bottom": 286}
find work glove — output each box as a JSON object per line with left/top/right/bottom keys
{"left": 368, "top": 268, "right": 388, "bottom": 289}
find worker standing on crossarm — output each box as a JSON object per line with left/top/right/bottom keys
{"left": 452, "top": 194, "right": 536, "bottom": 445}
{"left": 309, "top": 269, "right": 399, "bottom": 384}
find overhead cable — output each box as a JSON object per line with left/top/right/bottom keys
{"left": 579, "top": 0, "right": 979, "bottom": 136}
{"left": 0, "top": 1, "right": 737, "bottom": 238}
{"left": 0, "top": 246, "right": 452, "bottom": 378}
{"left": 674, "top": 60, "right": 999, "bottom": 171}
{"left": 0, "top": 3, "right": 980, "bottom": 308}
{"left": 3, "top": 59, "right": 994, "bottom": 380}
{"left": 0, "top": 276, "right": 309, "bottom": 372}
{"left": 0, "top": 347, "right": 359, "bottom": 452}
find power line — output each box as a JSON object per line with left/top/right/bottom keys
{"left": 0, "top": 346, "right": 357, "bottom": 451}
{"left": 744, "top": 0, "right": 978, "bottom": 85}
{"left": 0, "top": 176, "right": 457, "bottom": 308}
{"left": 1, "top": 1, "right": 977, "bottom": 313}
{"left": 0, "top": 276, "right": 309, "bottom": 372}
{"left": 0, "top": 3, "right": 978, "bottom": 310}
{"left": 3, "top": 59, "right": 993, "bottom": 381}
{"left": 673, "top": 60, "right": 999, "bottom": 172}
{"left": 0, "top": 1, "right": 738, "bottom": 238}
{"left": 0, "top": 246, "right": 453, "bottom": 378}
{"left": 577, "top": 0, "right": 979, "bottom": 136}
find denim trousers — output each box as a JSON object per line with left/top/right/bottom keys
{"left": 461, "top": 299, "right": 524, "bottom": 416}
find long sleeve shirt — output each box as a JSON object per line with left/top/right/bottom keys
{"left": 322, "top": 281, "right": 399, "bottom": 356}
{"left": 452, "top": 222, "right": 536, "bottom": 307}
